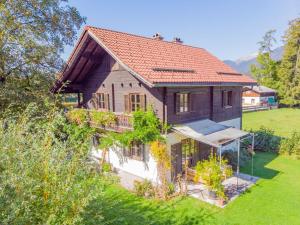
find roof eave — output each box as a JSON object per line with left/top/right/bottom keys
{"left": 152, "top": 81, "right": 257, "bottom": 87}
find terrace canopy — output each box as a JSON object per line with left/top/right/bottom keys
{"left": 172, "top": 119, "right": 249, "bottom": 148}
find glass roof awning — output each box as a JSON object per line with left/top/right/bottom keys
{"left": 172, "top": 119, "right": 249, "bottom": 148}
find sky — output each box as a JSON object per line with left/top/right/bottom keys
{"left": 64, "top": 0, "right": 300, "bottom": 61}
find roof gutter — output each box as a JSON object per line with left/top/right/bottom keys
{"left": 152, "top": 81, "right": 257, "bottom": 87}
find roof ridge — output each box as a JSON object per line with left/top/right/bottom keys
{"left": 84, "top": 25, "right": 205, "bottom": 51}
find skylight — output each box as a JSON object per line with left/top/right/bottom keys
{"left": 152, "top": 68, "right": 195, "bottom": 73}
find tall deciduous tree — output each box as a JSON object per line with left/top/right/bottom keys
{"left": 250, "top": 30, "right": 280, "bottom": 89}
{"left": 0, "top": 0, "right": 85, "bottom": 115}
{"left": 278, "top": 18, "right": 300, "bottom": 106}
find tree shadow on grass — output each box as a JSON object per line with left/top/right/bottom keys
{"left": 241, "top": 152, "right": 280, "bottom": 179}
{"left": 82, "top": 186, "right": 218, "bottom": 225}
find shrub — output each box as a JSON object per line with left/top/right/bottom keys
{"left": 222, "top": 146, "right": 252, "bottom": 169}
{"left": 250, "top": 126, "right": 281, "bottom": 152}
{"left": 133, "top": 180, "right": 155, "bottom": 198}
{"left": 0, "top": 104, "right": 109, "bottom": 224}
{"left": 89, "top": 110, "right": 116, "bottom": 127}
{"left": 194, "top": 153, "right": 232, "bottom": 200}
{"left": 102, "top": 162, "right": 112, "bottom": 172}
{"left": 66, "top": 108, "right": 88, "bottom": 125}
{"left": 279, "top": 132, "right": 300, "bottom": 159}
{"left": 167, "top": 183, "right": 176, "bottom": 196}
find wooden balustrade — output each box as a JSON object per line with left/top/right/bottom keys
{"left": 88, "top": 111, "right": 132, "bottom": 132}
{"left": 106, "top": 113, "right": 132, "bottom": 132}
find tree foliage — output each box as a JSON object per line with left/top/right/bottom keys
{"left": 0, "top": 0, "right": 85, "bottom": 115}
{"left": 250, "top": 30, "right": 279, "bottom": 89}
{"left": 251, "top": 18, "right": 300, "bottom": 107}
{"left": 278, "top": 18, "right": 300, "bottom": 106}
{"left": 0, "top": 103, "right": 108, "bottom": 224}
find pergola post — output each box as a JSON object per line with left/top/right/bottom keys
{"left": 251, "top": 133, "right": 255, "bottom": 176}
{"left": 236, "top": 138, "right": 240, "bottom": 190}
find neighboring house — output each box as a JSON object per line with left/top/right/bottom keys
{"left": 242, "top": 85, "right": 277, "bottom": 106}
{"left": 52, "top": 26, "right": 256, "bottom": 184}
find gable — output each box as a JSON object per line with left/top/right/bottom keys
{"left": 52, "top": 26, "right": 257, "bottom": 93}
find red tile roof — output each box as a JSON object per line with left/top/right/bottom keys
{"left": 70, "top": 26, "right": 256, "bottom": 86}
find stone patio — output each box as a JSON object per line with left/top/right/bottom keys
{"left": 115, "top": 169, "right": 258, "bottom": 208}
{"left": 187, "top": 172, "right": 259, "bottom": 207}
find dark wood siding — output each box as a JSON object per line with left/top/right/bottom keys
{"left": 211, "top": 86, "right": 242, "bottom": 122}
{"left": 166, "top": 86, "right": 242, "bottom": 124}
{"left": 81, "top": 52, "right": 164, "bottom": 120}
{"left": 166, "top": 87, "right": 211, "bottom": 124}
{"left": 77, "top": 46, "right": 242, "bottom": 125}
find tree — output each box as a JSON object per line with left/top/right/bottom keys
{"left": 0, "top": 103, "right": 108, "bottom": 224}
{"left": 250, "top": 30, "right": 279, "bottom": 89}
{"left": 278, "top": 18, "right": 300, "bottom": 106}
{"left": 0, "top": 0, "right": 85, "bottom": 115}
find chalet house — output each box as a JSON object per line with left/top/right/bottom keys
{"left": 52, "top": 26, "right": 256, "bottom": 183}
{"left": 242, "top": 85, "right": 277, "bottom": 106}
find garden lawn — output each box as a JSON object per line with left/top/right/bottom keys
{"left": 242, "top": 108, "right": 300, "bottom": 138}
{"left": 82, "top": 152, "right": 300, "bottom": 225}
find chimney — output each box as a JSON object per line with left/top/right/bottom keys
{"left": 153, "top": 33, "right": 164, "bottom": 40}
{"left": 173, "top": 37, "right": 183, "bottom": 44}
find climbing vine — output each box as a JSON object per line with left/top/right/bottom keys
{"left": 68, "top": 107, "right": 173, "bottom": 199}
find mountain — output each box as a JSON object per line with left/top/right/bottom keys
{"left": 224, "top": 46, "right": 284, "bottom": 75}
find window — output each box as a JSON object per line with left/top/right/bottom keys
{"left": 251, "top": 98, "right": 255, "bottom": 104}
{"left": 124, "top": 142, "right": 144, "bottom": 160}
{"left": 222, "top": 91, "right": 233, "bottom": 107}
{"left": 91, "top": 93, "right": 109, "bottom": 110}
{"left": 124, "top": 94, "right": 146, "bottom": 112}
{"left": 98, "top": 93, "right": 106, "bottom": 109}
{"left": 130, "top": 94, "right": 141, "bottom": 112}
{"left": 176, "top": 93, "right": 190, "bottom": 113}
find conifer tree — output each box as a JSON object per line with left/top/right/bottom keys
{"left": 278, "top": 18, "right": 300, "bottom": 106}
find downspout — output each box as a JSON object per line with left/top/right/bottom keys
{"left": 163, "top": 87, "right": 167, "bottom": 124}
{"left": 210, "top": 86, "right": 214, "bottom": 120}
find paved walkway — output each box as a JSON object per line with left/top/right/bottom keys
{"left": 116, "top": 169, "right": 145, "bottom": 190}
{"left": 187, "top": 173, "right": 259, "bottom": 207}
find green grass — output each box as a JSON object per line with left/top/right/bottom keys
{"left": 82, "top": 152, "right": 300, "bottom": 225}
{"left": 242, "top": 108, "right": 300, "bottom": 137}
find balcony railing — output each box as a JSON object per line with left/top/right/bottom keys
{"left": 88, "top": 111, "right": 133, "bottom": 132}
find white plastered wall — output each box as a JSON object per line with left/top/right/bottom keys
{"left": 90, "top": 145, "right": 159, "bottom": 183}
{"left": 90, "top": 117, "right": 242, "bottom": 182}
{"left": 243, "top": 96, "right": 260, "bottom": 105}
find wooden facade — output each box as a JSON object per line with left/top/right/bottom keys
{"left": 75, "top": 50, "right": 242, "bottom": 126}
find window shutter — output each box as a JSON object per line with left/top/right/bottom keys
{"left": 140, "top": 94, "right": 146, "bottom": 111}
{"left": 175, "top": 93, "right": 180, "bottom": 113}
{"left": 91, "top": 93, "right": 98, "bottom": 109}
{"left": 188, "top": 93, "right": 192, "bottom": 111}
{"left": 124, "top": 95, "right": 130, "bottom": 113}
{"left": 104, "top": 94, "right": 110, "bottom": 110}
{"left": 221, "top": 91, "right": 225, "bottom": 107}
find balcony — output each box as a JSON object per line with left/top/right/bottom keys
{"left": 88, "top": 111, "right": 133, "bottom": 132}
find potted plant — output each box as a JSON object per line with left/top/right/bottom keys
{"left": 194, "top": 153, "right": 232, "bottom": 203}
